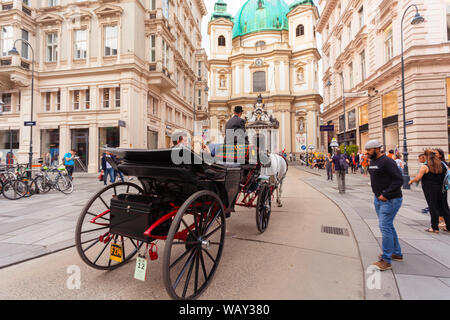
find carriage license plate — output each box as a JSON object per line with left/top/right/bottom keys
{"left": 134, "top": 256, "right": 147, "bottom": 282}
{"left": 110, "top": 243, "right": 123, "bottom": 263}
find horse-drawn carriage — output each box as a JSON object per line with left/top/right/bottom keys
{"left": 75, "top": 145, "right": 280, "bottom": 300}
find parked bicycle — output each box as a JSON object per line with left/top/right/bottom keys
{"left": 35, "top": 165, "right": 74, "bottom": 195}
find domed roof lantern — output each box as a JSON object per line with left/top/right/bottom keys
{"left": 211, "top": 0, "right": 233, "bottom": 21}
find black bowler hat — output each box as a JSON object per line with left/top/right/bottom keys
{"left": 234, "top": 106, "right": 244, "bottom": 114}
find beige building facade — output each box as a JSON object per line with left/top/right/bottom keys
{"left": 318, "top": 0, "right": 450, "bottom": 172}
{"left": 0, "top": 0, "right": 208, "bottom": 173}
{"left": 207, "top": 0, "right": 323, "bottom": 154}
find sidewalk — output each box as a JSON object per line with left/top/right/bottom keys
{"left": 296, "top": 164, "right": 450, "bottom": 300}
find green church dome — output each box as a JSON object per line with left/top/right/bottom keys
{"left": 232, "top": 0, "right": 290, "bottom": 39}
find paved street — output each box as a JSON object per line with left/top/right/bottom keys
{"left": 0, "top": 168, "right": 364, "bottom": 300}
{"left": 299, "top": 164, "right": 450, "bottom": 300}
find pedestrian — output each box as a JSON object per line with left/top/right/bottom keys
{"left": 365, "top": 140, "right": 404, "bottom": 271}
{"left": 434, "top": 148, "right": 449, "bottom": 228}
{"left": 350, "top": 152, "right": 358, "bottom": 174}
{"left": 63, "top": 149, "right": 77, "bottom": 179}
{"left": 361, "top": 154, "right": 369, "bottom": 177}
{"left": 332, "top": 149, "right": 349, "bottom": 193}
{"left": 387, "top": 150, "right": 395, "bottom": 160}
{"left": 101, "top": 152, "right": 116, "bottom": 185}
{"left": 112, "top": 154, "right": 125, "bottom": 183}
{"left": 326, "top": 153, "right": 333, "bottom": 181}
{"left": 409, "top": 150, "right": 450, "bottom": 233}
{"left": 394, "top": 154, "right": 404, "bottom": 174}
{"left": 416, "top": 153, "right": 430, "bottom": 214}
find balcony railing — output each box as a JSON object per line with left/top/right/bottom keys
{"left": 2, "top": 4, "right": 13, "bottom": 10}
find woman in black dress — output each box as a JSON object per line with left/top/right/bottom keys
{"left": 434, "top": 149, "right": 449, "bottom": 229}
{"left": 409, "top": 150, "right": 450, "bottom": 233}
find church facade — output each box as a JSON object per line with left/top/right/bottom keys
{"left": 207, "top": 0, "right": 323, "bottom": 154}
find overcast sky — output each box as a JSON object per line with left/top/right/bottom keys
{"left": 200, "top": 0, "right": 323, "bottom": 97}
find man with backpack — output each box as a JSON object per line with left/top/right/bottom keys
{"left": 332, "top": 149, "right": 349, "bottom": 193}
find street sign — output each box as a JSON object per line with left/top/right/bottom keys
{"left": 301, "top": 145, "right": 306, "bottom": 151}
{"left": 308, "top": 145, "right": 315, "bottom": 150}
{"left": 118, "top": 120, "right": 126, "bottom": 128}
{"left": 24, "top": 121, "right": 36, "bottom": 126}
{"left": 320, "top": 125, "right": 334, "bottom": 132}
{"left": 405, "top": 120, "right": 414, "bottom": 126}
{"left": 344, "top": 91, "right": 369, "bottom": 98}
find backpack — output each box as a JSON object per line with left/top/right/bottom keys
{"left": 338, "top": 155, "right": 349, "bottom": 170}
{"left": 442, "top": 162, "right": 450, "bottom": 193}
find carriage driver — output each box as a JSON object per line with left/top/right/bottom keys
{"left": 225, "top": 106, "right": 249, "bottom": 146}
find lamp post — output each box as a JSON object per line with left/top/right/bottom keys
{"left": 400, "top": 4, "right": 424, "bottom": 190}
{"left": 326, "top": 72, "right": 346, "bottom": 155}
{"left": 9, "top": 39, "right": 35, "bottom": 175}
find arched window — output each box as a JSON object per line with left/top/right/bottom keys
{"left": 296, "top": 24, "right": 305, "bottom": 37}
{"left": 255, "top": 40, "right": 266, "bottom": 48}
{"left": 218, "top": 35, "right": 226, "bottom": 47}
{"left": 253, "top": 71, "right": 266, "bottom": 92}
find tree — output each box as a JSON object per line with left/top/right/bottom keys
{"left": 340, "top": 144, "right": 359, "bottom": 155}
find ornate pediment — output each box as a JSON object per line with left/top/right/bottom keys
{"left": 36, "top": 13, "right": 64, "bottom": 26}
{"left": 94, "top": 4, "right": 123, "bottom": 18}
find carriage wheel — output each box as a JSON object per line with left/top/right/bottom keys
{"left": 75, "top": 182, "right": 144, "bottom": 270}
{"left": 163, "top": 190, "right": 226, "bottom": 300}
{"left": 256, "top": 183, "right": 272, "bottom": 233}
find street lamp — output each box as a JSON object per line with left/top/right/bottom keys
{"left": 9, "top": 39, "right": 35, "bottom": 175}
{"left": 326, "top": 72, "right": 346, "bottom": 155}
{"left": 400, "top": 4, "right": 424, "bottom": 190}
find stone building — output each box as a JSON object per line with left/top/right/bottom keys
{"left": 0, "top": 0, "right": 208, "bottom": 172}
{"left": 317, "top": 0, "right": 450, "bottom": 171}
{"left": 207, "top": 0, "right": 323, "bottom": 154}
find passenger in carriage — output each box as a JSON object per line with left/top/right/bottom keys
{"left": 171, "top": 131, "right": 189, "bottom": 148}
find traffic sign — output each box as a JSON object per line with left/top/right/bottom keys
{"left": 24, "top": 121, "right": 36, "bottom": 126}
{"left": 320, "top": 125, "right": 334, "bottom": 132}
{"left": 301, "top": 145, "right": 306, "bottom": 151}
{"left": 308, "top": 145, "right": 315, "bottom": 150}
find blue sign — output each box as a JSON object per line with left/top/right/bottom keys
{"left": 405, "top": 120, "right": 414, "bottom": 126}
{"left": 301, "top": 145, "right": 307, "bottom": 151}
{"left": 24, "top": 121, "right": 36, "bottom": 126}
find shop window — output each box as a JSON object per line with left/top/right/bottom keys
{"left": 348, "top": 109, "right": 356, "bottom": 129}
{"left": 359, "top": 104, "right": 369, "bottom": 126}
{"left": 382, "top": 90, "right": 398, "bottom": 118}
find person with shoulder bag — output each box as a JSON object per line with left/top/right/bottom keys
{"left": 332, "top": 149, "right": 349, "bottom": 193}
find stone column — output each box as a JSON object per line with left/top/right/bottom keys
{"left": 88, "top": 124, "right": 98, "bottom": 173}
{"left": 59, "top": 124, "right": 70, "bottom": 162}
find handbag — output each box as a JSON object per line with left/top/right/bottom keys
{"left": 98, "top": 171, "right": 104, "bottom": 182}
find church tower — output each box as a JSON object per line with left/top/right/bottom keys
{"left": 208, "top": 0, "right": 233, "bottom": 141}
{"left": 287, "top": 0, "right": 322, "bottom": 153}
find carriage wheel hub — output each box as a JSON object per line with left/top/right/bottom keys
{"left": 201, "top": 239, "right": 210, "bottom": 250}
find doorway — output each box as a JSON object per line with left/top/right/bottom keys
{"left": 71, "top": 129, "right": 89, "bottom": 172}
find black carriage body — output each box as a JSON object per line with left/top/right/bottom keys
{"left": 105, "top": 147, "right": 245, "bottom": 241}
{"left": 110, "top": 194, "right": 172, "bottom": 242}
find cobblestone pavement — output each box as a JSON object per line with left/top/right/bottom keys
{"left": 296, "top": 164, "right": 450, "bottom": 300}
{"left": 0, "top": 173, "right": 125, "bottom": 268}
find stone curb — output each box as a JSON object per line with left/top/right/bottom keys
{"left": 296, "top": 167, "right": 401, "bottom": 300}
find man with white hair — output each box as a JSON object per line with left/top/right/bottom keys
{"left": 365, "top": 140, "right": 404, "bottom": 271}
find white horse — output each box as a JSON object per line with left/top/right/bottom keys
{"left": 260, "top": 154, "right": 288, "bottom": 207}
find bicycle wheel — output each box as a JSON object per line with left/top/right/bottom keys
{"left": 20, "top": 177, "right": 37, "bottom": 197}
{"left": 2, "top": 180, "right": 27, "bottom": 200}
{"left": 0, "top": 180, "right": 3, "bottom": 196}
{"left": 35, "top": 176, "right": 51, "bottom": 194}
{"left": 56, "top": 174, "right": 74, "bottom": 195}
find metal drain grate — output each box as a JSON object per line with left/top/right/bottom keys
{"left": 321, "top": 226, "right": 350, "bottom": 236}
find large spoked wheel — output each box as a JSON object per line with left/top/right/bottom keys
{"left": 163, "top": 190, "right": 226, "bottom": 300}
{"left": 75, "top": 182, "right": 144, "bottom": 271}
{"left": 256, "top": 182, "right": 272, "bottom": 233}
